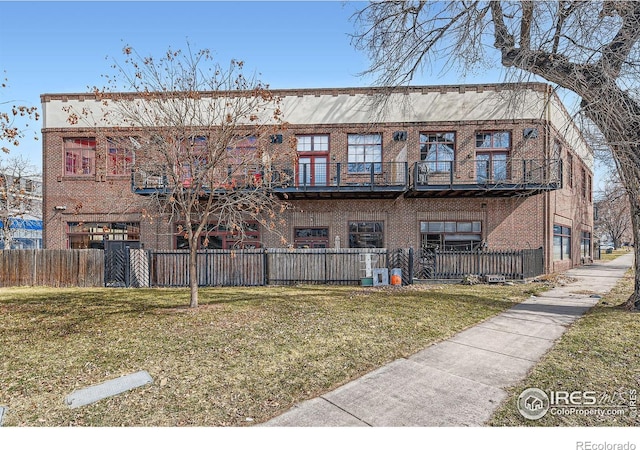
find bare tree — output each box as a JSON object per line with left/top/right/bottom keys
{"left": 1, "top": 74, "right": 39, "bottom": 154}
{"left": 352, "top": 1, "right": 640, "bottom": 308}
{"left": 595, "top": 176, "right": 632, "bottom": 249}
{"left": 0, "top": 155, "right": 41, "bottom": 249}
{"left": 69, "top": 45, "right": 294, "bottom": 308}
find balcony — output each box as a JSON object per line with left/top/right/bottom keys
{"left": 131, "top": 159, "right": 562, "bottom": 200}
{"left": 271, "top": 162, "right": 409, "bottom": 199}
{"left": 131, "top": 165, "right": 268, "bottom": 196}
{"left": 406, "top": 159, "right": 562, "bottom": 198}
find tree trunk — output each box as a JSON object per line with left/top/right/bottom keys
{"left": 626, "top": 194, "right": 640, "bottom": 309}
{"left": 189, "top": 243, "right": 199, "bottom": 308}
{"left": 581, "top": 96, "right": 640, "bottom": 310}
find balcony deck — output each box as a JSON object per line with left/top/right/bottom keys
{"left": 271, "top": 162, "right": 408, "bottom": 199}
{"left": 405, "top": 159, "right": 562, "bottom": 198}
{"left": 131, "top": 159, "right": 562, "bottom": 199}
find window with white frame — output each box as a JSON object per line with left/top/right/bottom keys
{"left": 347, "top": 134, "right": 382, "bottom": 174}
{"left": 296, "top": 135, "right": 329, "bottom": 152}
{"left": 420, "top": 132, "right": 455, "bottom": 172}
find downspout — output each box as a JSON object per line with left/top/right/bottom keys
{"left": 544, "top": 85, "right": 552, "bottom": 273}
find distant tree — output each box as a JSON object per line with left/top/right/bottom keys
{"left": 66, "top": 44, "right": 294, "bottom": 308}
{"left": 0, "top": 155, "right": 41, "bottom": 249}
{"left": 595, "top": 177, "right": 632, "bottom": 249}
{"left": 352, "top": 1, "right": 640, "bottom": 308}
{"left": 1, "top": 75, "right": 39, "bottom": 154}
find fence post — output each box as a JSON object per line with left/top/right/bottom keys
{"left": 147, "top": 250, "right": 153, "bottom": 287}
{"left": 124, "top": 245, "right": 131, "bottom": 288}
{"left": 408, "top": 247, "right": 414, "bottom": 285}
{"left": 324, "top": 248, "right": 328, "bottom": 284}
{"left": 263, "top": 248, "right": 269, "bottom": 286}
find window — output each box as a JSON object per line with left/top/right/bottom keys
{"left": 179, "top": 136, "right": 208, "bottom": 187}
{"left": 228, "top": 135, "right": 257, "bottom": 153}
{"left": 567, "top": 153, "right": 574, "bottom": 188}
{"left": 67, "top": 222, "right": 140, "bottom": 249}
{"left": 107, "top": 138, "right": 136, "bottom": 176}
{"left": 225, "top": 136, "right": 259, "bottom": 185}
{"left": 294, "top": 227, "right": 329, "bottom": 248}
{"left": 553, "top": 225, "right": 571, "bottom": 261}
{"left": 348, "top": 134, "right": 382, "bottom": 174}
{"left": 420, "top": 132, "right": 455, "bottom": 172}
{"left": 476, "top": 131, "right": 510, "bottom": 149}
{"left": 297, "top": 135, "right": 329, "bottom": 152}
{"left": 64, "top": 138, "right": 96, "bottom": 176}
{"left": 581, "top": 167, "right": 587, "bottom": 199}
{"left": 475, "top": 131, "right": 510, "bottom": 182}
{"left": 420, "top": 221, "right": 482, "bottom": 251}
{"left": 297, "top": 135, "right": 329, "bottom": 187}
{"left": 581, "top": 232, "right": 592, "bottom": 258}
{"left": 349, "top": 221, "right": 384, "bottom": 248}
{"left": 175, "top": 222, "right": 260, "bottom": 249}
{"left": 552, "top": 140, "right": 562, "bottom": 182}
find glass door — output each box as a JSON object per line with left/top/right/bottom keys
{"left": 476, "top": 152, "right": 508, "bottom": 182}
{"left": 297, "top": 156, "right": 328, "bottom": 187}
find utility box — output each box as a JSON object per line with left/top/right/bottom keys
{"left": 372, "top": 268, "right": 389, "bottom": 286}
{"left": 485, "top": 275, "right": 506, "bottom": 283}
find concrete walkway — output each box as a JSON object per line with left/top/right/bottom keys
{"left": 263, "top": 253, "right": 635, "bottom": 426}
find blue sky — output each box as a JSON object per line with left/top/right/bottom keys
{"left": 1, "top": 1, "right": 509, "bottom": 171}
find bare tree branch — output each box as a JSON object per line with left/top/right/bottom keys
{"left": 352, "top": 0, "right": 640, "bottom": 307}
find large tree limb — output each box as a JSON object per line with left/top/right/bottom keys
{"left": 599, "top": 2, "right": 640, "bottom": 78}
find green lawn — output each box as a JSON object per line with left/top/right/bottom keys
{"left": 0, "top": 282, "right": 547, "bottom": 426}
{"left": 489, "top": 270, "right": 640, "bottom": 426}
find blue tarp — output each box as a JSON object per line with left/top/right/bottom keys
{"left": 0, "top": 218, "right": 43, "bottom": 230}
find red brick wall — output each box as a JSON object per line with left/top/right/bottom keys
{"left": 42, "top": 113, "right": 593, "bottom": 274}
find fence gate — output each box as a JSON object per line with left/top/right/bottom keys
{"left": 388, "top": 248, "right": 414, "bottom": 285}
{"left": 104, "top": 241, "right": 148, "bottom": 287}
{"left": 414, "top": 247, "right": 436, "bottom": 280}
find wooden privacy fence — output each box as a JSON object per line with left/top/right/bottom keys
{"left": 417, "top": 248, "right": 544, "bottom": 280}
{"left": 150, "top": 250, "right": 265, "bottom": 287}
{"left": 267, "top": 248, "right": 388, "bottom": 285}
{"left": 146, "top": 248, "right": 388, "bottom": 287}
{"left": 0, "top": 249, "right": 104, "bottom": 287}
{"left": 0, "top": 247, "right": 545, "bottom": 288}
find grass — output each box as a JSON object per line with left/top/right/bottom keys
{"left": 489, "top": 270, "right": 640, "bottom": 426}
{"left": 599, "top": 248, "right": 632, "bottom": 262}
{"left": 0, "top": 282, "right": 548, "bottom": 427}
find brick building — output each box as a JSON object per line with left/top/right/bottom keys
{"left": 41, "top": 83, "right": 593, "bottom": 275}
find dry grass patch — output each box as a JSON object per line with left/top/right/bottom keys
{"left": 1, "top": 282, "right": 546, "bottom": 426}
{"left": 599, "top": 249, "right": 631, "bottom": 262}
{"left": 489, "top": 270, "right": 640, "bottom": 426}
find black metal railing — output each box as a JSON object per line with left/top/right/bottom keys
{"left": 410, "top": 158, "right": 562, "bottom": 190}
{"left": 132, "top": 158, "right": 561, "bottom": 197}
{"left": 272, "top": 161, "right": 408, "bottom": 190}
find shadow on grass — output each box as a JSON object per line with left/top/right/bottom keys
{"left": 0, "top": 284, "right": 532, "bottom": 339}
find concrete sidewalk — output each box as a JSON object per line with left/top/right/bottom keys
{"left": 263, "top": 253, "right": 635, "bottom": 427}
